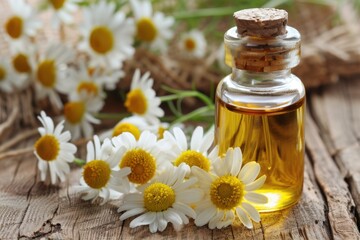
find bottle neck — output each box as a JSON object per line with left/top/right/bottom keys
{"left": 231, "top": 68, "right": 292, "bottom": 86}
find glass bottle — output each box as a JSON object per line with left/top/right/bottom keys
{"left": 215, "top": 9, "right": 305, "bottom": 212}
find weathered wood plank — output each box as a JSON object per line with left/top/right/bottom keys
{"left": 306, "top": 113, "right": 359, "bottom": 240}
{"left": 310, "top": 78, "right": 360, "bottom": 233}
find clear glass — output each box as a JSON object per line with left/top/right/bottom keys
{"left": 215, "top": 26, "right": 305, "bottom": 212}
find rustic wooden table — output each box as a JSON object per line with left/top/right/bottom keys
{"left": 1, "top": 77, "right": 360, "bottom": 239}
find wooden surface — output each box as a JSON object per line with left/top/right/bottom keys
{"left": 1, "top": 77, "right": 360, "bottom": 239}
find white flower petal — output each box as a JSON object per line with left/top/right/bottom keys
{"left": 236, "top": 207, "right": 253, "bottom": 229}
{"left": 239, "top": 162, "right": 260, "bottom": 185}
{"left": 190, "top": 126, "right": 203, "bottom": 151}
{"left": 245, "top": 175, "right": 266, "bottom": 191}
{"left": 194, "top": 206, "right": 217, "bottom": 227}
{"left": 244, "top": 192, "right": 268, "bottom": 204}
{"left": 130, "top": 212, "right": 156, "bottom": 227}
{"left": 120, "top": 208, "right": 146, "bottom": 221}
{"left": 241, "top": 202, "right": 260, "bottom": 222}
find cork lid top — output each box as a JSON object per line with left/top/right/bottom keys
{"left": 234, "top": 8, "right": 288, "bottom": 37}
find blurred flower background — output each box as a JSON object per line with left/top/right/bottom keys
{"left": 1, "top": 0, "right": 360, "bottom": 136}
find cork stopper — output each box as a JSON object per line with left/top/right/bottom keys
{"left": 234, "top": 8, "right": 288, "bottom": 37}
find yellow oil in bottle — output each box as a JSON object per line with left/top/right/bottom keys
{"left": 215, "top": 96, "right": 305, "bottom": 212}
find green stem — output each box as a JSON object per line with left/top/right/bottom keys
{"left": 170, "top": 105, "right": 215, "bottom": 127}
{"left": 159, "top": 91, "right": 213, "bottom": 107}
{"left": 73, "top": 158, "right": 86, "bottom": 167}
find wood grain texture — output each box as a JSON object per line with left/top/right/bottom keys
{"left": 1, "top": 78, "right": 360, "bottom": 239}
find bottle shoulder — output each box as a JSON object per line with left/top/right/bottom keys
{"left": 216, "top": 73, "right": 305, "bottom": 111}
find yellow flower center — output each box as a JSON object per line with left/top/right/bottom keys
{"left": 112, "top": 122, "right": 141, "bottom": 139}
{"left": 64, "top": 101, "right": 85, "bottom": 124}
{"left": 144, "top": 182, "right": 175, "bottom": 212}
{"left": 83, "top": 160, "right": 111, "bottom": 189}
{"left": 87, "top": 67, "right": 96, "bottom": 76}
{"left": 89, "top": 26, "right": 114, "bottom": 54}
{"left": 36, "top": 60, "right": 56, "bottom": 88}
{"left": 13, "top": 53, "right": 31, "bottom": 73}
{"left": 185, "top": 38, "right": 196, "bottom": 51}
{"left": 5, "top": 16, "right": 23, "bottom": 39}
{"left": 120, "top": 149, "right": 156, "bottom": 184}
{"left": 157, "top": 126, "right": 166, "bottom": 139}
{"left": 49, "top": 0, "right": 66, "bottom": 10}
{"left": 77, "top": 81, "right": 98, "bottom": 96}
{"left": 0, "top": 67, "right": 6, "bottom": 81}
{"left": 210, "top": 175, "right": 244, "bottom": 210}
{"left": 34, "top": 135, "right": 60, "bottom": 161}
{"left": 136, "top": 17, "right": 157, "bottom": 42}
{"left": 125, "top": 89, "right": 147, "bottom": 115}
{"left": 174, "top": 150, "right": 210, "bottom": 172}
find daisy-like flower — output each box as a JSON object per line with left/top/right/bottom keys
{"left": 63, "top": 94, "right": 104, "bottom": 140}
{"left": 45, "top": 0, "right": 79, "bottom": 28}
{"left": 125, "top": 69, "right": 163, "bottom": 124}
{"left": 148, "top": 121, "right": 170, "bottom": 140}
{"left": 112, "top": 131, "right": 169, "bottom": 190}
{"left": 33, "top": 44, "right": 75, "bottom": 109}
{"left": 118, "top": 163, "right": 203, "bottom": 233}
{"left": 179, "top": 29, "right": 207, "bottom": 58}
{"left": 192, "top": 147, "right": 268, "bottom": 229}
{"left": 4, "top": 0, "right": 41, "bottom": 48}
{"left": 0, "top": 59, "right": 19, "bottom": 93}
{"left": 74, "top": 136, "right": 131, "bottom": 204}
{"left": 10, "top": 44, "right": 36, "bottom": 89}
{"left": 111, "top": 116, "right": 149, "bottom": 139}
{"left": 64, "top": 62, "right": 124, "bottom": 101}
{"left": 160, "top": 126, "right": 218, "bottom": 173}
{"left": 34, "top": 111, "right": 77, "bottom": 184}
{"left": 78, "top": 1, "right": 135, "bottom": 69}
{"left": 130, "top": 0, "right": 174, "bottom": 52}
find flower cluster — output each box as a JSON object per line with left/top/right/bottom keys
{"left": 34, "top": 113, "right": 268, "bottom": 232}
{"left": 1, "top": 0, "right": 208, "bottom": 140}
{"left": 5, "top": 0, "right": 269, "bottom": 234}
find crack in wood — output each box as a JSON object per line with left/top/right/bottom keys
{"left": 17, "top": 162, "right": 38, "bottom": 239}
{"left": 72, "top": 215, "right": 79, "bottom": 239}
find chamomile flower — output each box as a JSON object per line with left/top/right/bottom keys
{"left": 63, "top": 95, "right": 104, "bottom": 140}
{"left": 160, "top": 126, "right": 218, "bottom": 173}
{"left": 112, "top": 131, "right": 169, "bottom": 189}
{"left": 33, "top": 44, "right": 75, "bottom": 109}
{"left": 75, "top": 136, "right": 131, "bottom": 205}
{"left": 45, "top": 0, "right": 79, "bottom": 28}
{"left": 4, "top": 0, "right": 41, "bottom": 48}
{"left": 99, "top": 116, "right": 148, "bottom": 141}
{"left": 192, "top": 147, "right": 268, "bottom": 229}
{"left": 111, "top": 116, "right": 149, "bottom": 139}
{"left": 130, "top": 0, "right": 174, "bottom": 52}
{"left": 125, "top": 69, "right": 164, "bottom": 124}
{"left": 78, "top": 1, "right": 135, "bottom": 69}
{"left": 10, "top": 45, "right": 36, "bottom": 89}
{"left": 0, "top": 59, "right": 18, "bottom": 93}
{"left": 118, "top": 163, "right": 203, "bottom": 233}
{"left": 64, "top": 63, "right": 106, "bottom": 101}
{"left": 179, "top": 30, "right": 207, "bottom": 58}
{"left": 34, "top": 111, "right": 77, "bottom": 185}
{"left": 148, "top": 121, "right": 170, "bottom": 139}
